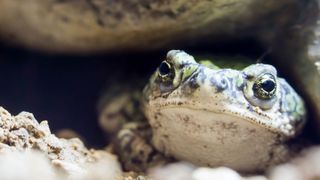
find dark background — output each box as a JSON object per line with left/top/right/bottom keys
{"left": 0, "top": 45, "right": 164, "bottom": 148}
{"left": 0, "top": 40, "right": 264, "bottom": 148}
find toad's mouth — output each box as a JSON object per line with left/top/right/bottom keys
{"left": 144, "top": 102, "right": 294, "bottom": 138}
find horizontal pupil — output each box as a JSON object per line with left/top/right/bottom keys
{"left": 159, "top": 62, "right": 171, "bottom": 75}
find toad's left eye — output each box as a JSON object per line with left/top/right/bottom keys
{"left": 158, "top": 61, "right": 172, "bottom": 78}
{"left": 253, "top": 73, "right": 277, "bottom": 100}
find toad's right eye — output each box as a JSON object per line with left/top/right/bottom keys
{"left": 253, "top": 73, "right": 277, "bottom": 100}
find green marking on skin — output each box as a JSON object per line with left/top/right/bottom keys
{"left": 295, "top": 100, "right": 305, "bottom": 117}
{"left": 181, "top": 65, "right": 198, "bottom": 81}
{"left": 285, "top": 94, "right": 296, "bottom": 112}
{"left": 199, "top": 60, "right": 220, "bottom": 70}
{"left": 236, "top": 75, "right": 244, "bottom": 88}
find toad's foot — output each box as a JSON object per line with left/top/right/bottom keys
{"left": 115, "top": 122, "right": 170, "bottom": 172}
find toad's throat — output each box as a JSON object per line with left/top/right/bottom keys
{"left": 146, "top": 107, "right": 286, "bottom": 172}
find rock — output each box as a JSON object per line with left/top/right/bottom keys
{"left": 267, "top": 0, "right": 320, "bottom": 136}
{"left": 269, "top": 146, "right": 320, "bottom": 180}
{"left": 56, "top": 129, "right": 84, "bottom": 140}
{"left": 305, "top": 12, "right": 320, "bottom": 135}
{"left": 148, "top": 162, "right": 267, "bottom": 180}
{"left": 269, "top": 164, "right": 303, "bottom": 180}
{"left": 192, "top": 167, "right": 242, "bottom": 180}
{"left": 148, "top": 162, "right": 195, "bottom": 180}
{"left": 0, "top": 0, "right": 308, "bottom": 53}
{"left": 0, "top": 107, "right": 122, "bottom": 179}
{"left": 0, "top": 150, "right": 60, "bottom": 180}
{"left": 123, "top": 146, "right": 320, "bottom": 179}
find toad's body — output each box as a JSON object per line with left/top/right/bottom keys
{"left": 143, "top": 50, "right": 305, "bottom": 171}
{"left": 113, "top": 50, "right": 306, "bottom": 172}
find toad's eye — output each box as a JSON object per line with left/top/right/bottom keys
{"left": 158, "top": 61, "right": 172, "bottom": 78}
{"left": 253, "top": 73, "right": 277, "bottom": 100}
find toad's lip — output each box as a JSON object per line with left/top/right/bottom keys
{"left": 144, "top": 100, "right": 295, "bottom": 138}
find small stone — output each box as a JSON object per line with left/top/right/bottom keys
{"left": 0, "top": 106, "right": 122, "bottom": 179}
{"left": 148, "top": 162, "right": 195, "bottom": 180}
{"left": 269, "top": 164, "right": 302, "bottom": 180}
{"left": 192, "top": 167, "right": 242, "bottom": 180}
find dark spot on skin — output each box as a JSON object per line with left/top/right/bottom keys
{"left": 159, "top": 82, "right": 175, "bottom": 94}
{"left": 183, "top": 116, "right": 190, "bottom": 123}
{"left": 181, "top": 73, "right": 200, "bottom": 95}
{"left": 210, "top": 74, "right": 229, "bottom": 92}
{"left": 268, "top": 151, "right": 275, "bottom": 163}
{"left": 139, "top": 149, "right": 145, "bottom": 156}
{"left": 131, "top": 158, "right": 142, "bottom": 165}
{"left": 119, "top": 133, "right": 134, "bottom": 151}
{"left": 146, "top": 150, "right": 158, "bottom": 163}
{"left": 177, "top": 5, "right": 187, "bottom": 13}
{"left": 178, "top": 64, "right": 184, "bottom": 69}
{"left": 274, "top": 134, "right": 284, "bottom": 144}
{"left": 198, "top": 68, "right": 207, "bottom": 84}
{"left": 249, "top": 129, "right": 256, "bottom": 133}
{"left": 231, "top": 91, "right": 237, "bottom": 98}
{"left": 155, "top": 122, "right": 162, "bottom": 128}
{"left": 247, "top": 105, "right": 254, "bottom": 112}
{"left": 281, "top": 81, "right": 291, "bottom": 94}
{"left": 219, "top": 78, "right": 228, "bottom": 90}
{"left": 84, "top": 0, "right": 105, "bottom": 26}
{"left": 113, "top": 12, "right": 124, "bottom": 20}
{"left": 245, "top": 74, "right": 254, "bottom": 80}
{"left": 60, "top": 16, "right": 69, "bottom": 22}
{"left": 237, "top": 83, "right": 245, "bottom": 91}
{"left": 189, "top": 76, "right": 200, "bottom": 89}
{"left": 225, "top": 122, "right": 237, "bottom": 129}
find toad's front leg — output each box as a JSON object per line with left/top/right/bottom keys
{"left": 115, "top": 121, "right": 171, "bottom": 172}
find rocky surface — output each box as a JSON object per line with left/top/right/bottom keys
{"left": 148, "top": 162, "right": 266, "bottom": 180}
{"left": 0, "top": 100, "right": 320, "bottom": 179}
{"left": 0, "top": 107, "right": 122, "bottom": 180}
{"left": 269, "top": 146, "right": 320, "bottom": 180}
{"left": 0, "top": 0, "right": 309, "bottom": 53}
{"left": 269, "top": 0, "right": 320, "bottom": 136}
{"left": 148, "top": 146, "right": 320, "bottom": 180}
{"left": 305, "top": 12, "right": 320, "bottom": 135}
